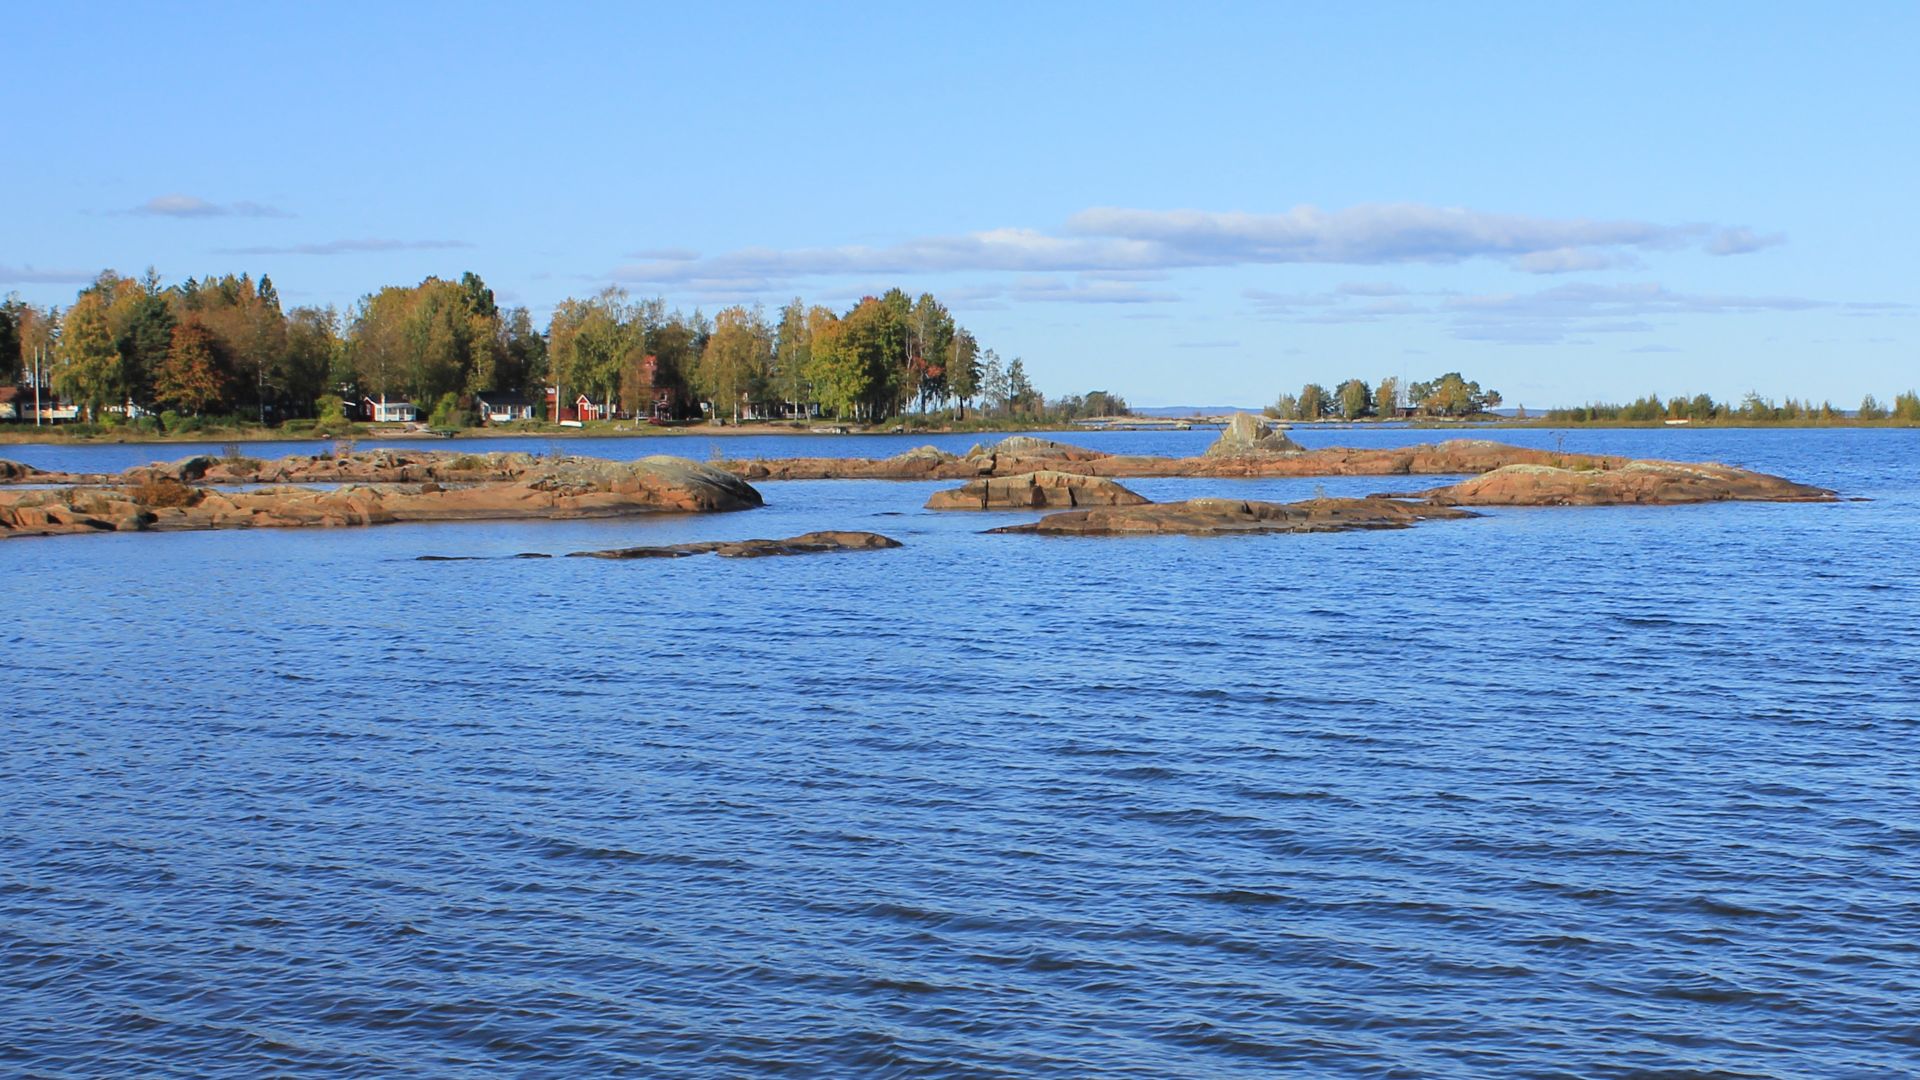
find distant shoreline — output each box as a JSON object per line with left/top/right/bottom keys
{"left": 2, "top": 413, "right": 1915, "bottom": 446}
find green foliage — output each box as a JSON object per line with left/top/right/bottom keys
{"left": 1297, "top": 383, "right": 1330, "bottom": 419}
{"left": 315, "top": 394, "right": 349, "bottom": 427}
{"left": 1408, "top": 372, "right": 1500, "bottom": 417}
{"left": 427, "top": 392, "right": 471, "bottom": 429}
{"left": 1336, "top": 378, "right": 1373, "bottom": 420}
{"left": 694, "top": 305, "right": 773, "bottom": 420}
{"left": 56, "top": 282, "right": 123, "bottom": 416}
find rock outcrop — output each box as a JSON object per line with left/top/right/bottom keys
{"left": 568, "top": 531, "right": 902, "bottom": 559}
{"left": 0, "top": 456, "right": 761, "bottom": 539}
{"left": 988, "top": 497, "right": 1477, "bottom": 536}
{"left": 0, "top": 460, "right": 42, "bottom": 481}
{"left": 924, "top": 470, "right": 1150, "bottom": 510}
{"left": 1402, "top": 461, "right": 1838, "bottom": 506}
{"left": 1204, "top": 412, "right": 1303, "bottom": 456}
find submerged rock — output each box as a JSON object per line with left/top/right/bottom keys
{"left": 988, "top": 497, "right": 1477, "bottom": 536}
{"left": 924, "top": 470, "right": 1150, "bottom": 510}
{"left": 1204, "top": 412, "right": 1304, "bottom": 456}
{"left": 1403, "top": 461, "right": 1838, "bottom": 505}
{"left": 568, "top": 531, "right": 902, "bottom": 560}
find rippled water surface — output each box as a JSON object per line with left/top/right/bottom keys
{"left": 4, "top": 427, "right": 1917, "bottom": 1077}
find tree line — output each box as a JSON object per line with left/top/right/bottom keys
{"left": 1264, "top": 371, "right": 1502, "bottom": 421}
{"left": 2, "top": 271, "right": 1120, "bottom": 426}
{"left": 1544, "top": 390, "right": 1920, "bottom": 423}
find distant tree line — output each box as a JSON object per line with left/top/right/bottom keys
{"left": 1545, "top": 390, "right": 1920, "bottom": 423}
{"left": 1, "top": 272, "right": 1100, "bottom": 427}
{"left": 1264, "top": 372, "right": 1501, "bottom": 421}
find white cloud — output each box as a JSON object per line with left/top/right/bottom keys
{"left": 1511, "top": 248, "right": 1642, "bottom": 274}
{"left": 0, "top": 263, "right": 97, "bottom": 284}
{"left": 605, "top": 202, "right": 1779, "bottom": 292}
{"left": 1706, "top": 227, "right": 1785, "bottom": 255}
{"left": 216, "top": 238, "right": 473, "bottom": 256}
{"left": 1007, "top": 278, "right": 1179, "bottom": 304}
{"left": 132, "top": 194, "right": 292, "bottom": 218}
{"left": 1336, "top": 281, "right": 1410, "bottom": 296}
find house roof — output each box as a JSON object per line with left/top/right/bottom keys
{"left": 476, "top": 389, "right": 532, "bottom": 406}
{"left": 363, "top": 395, "right": 415, "bottom": 405}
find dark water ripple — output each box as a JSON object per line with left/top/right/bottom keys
{"left": 3, "top": 428, "right": 1918, "bottom": 1077}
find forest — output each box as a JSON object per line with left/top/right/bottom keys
{"left": 0, "top": 271, "right": 1126, "bottom": 428}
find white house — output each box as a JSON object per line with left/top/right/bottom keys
{"left": 475, "top": 389, "right": 535, "bottom": 423}
{"left": 362, "top": 395, "right": 419, "bottom": 423}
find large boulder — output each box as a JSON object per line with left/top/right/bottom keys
{"left": 988, "top": 496, "right": 1475, "bottom": 536}
{"left": 1205, "top": 412, "right": 1303, "bottom": 456}
{"left": 925, "top": 470, "right": 1150, "bottom": 510}
{"left": 1407, "top": 460, "right": 1837, "bottom": 505}
{"left": 979, "top": 435, "right": 1095, "bottom": 459}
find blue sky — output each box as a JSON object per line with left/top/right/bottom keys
{"left": 4, "top": 1, "right": 1914, "bottom": 407}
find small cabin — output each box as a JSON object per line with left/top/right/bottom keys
{"left": 363, "top": 396, "right": 419, "bottom": 423}
{"left": 475, "top": 389, "right": 535, "bottom": 423}
{"left": 545, "top": 386, "right": 619, "bottom": 422}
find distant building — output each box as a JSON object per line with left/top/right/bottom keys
{"left": 475, "top": 389, "right": 535, "bottom": 423}
{"left": 0, "top": 386, "right": 78, "bottom": 422}
{"left": 363, "top": 395, "right": 419, "bottom": 423}
{"left": 546, "top": 387, "right": 619, "bottom": 422}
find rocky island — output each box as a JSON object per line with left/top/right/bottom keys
{"left": 0, "top": 454, "right": 760, "bottom": 538}
{"left": 0, "top": 418, "right": 1838, "bottom": 541}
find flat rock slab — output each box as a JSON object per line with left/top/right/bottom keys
{"left": 0, "top": 455, "right": 762, "bottom": 539}
{"left": 1399, "top": 461, "right": 1838, "bottom": 505}
{"left": 925, "top": 470, "right": 1150, "bottom": 510}
{"left": 568, "top": 531, "right": 902, "bottom": 560}
{"left": 988, "top": 497, "right": 1478, "bottom": 536}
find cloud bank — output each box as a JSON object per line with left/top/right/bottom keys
{"left": 610, "top": 203, "right": 1783, "bottom": 290}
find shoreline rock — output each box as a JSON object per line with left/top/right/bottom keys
{"left": 0, "top": 456, "right": 761, "bottom": 539}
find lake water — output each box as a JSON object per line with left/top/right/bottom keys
{"left": 3, "top": 427, "right": 1917, "bottom": 1077}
